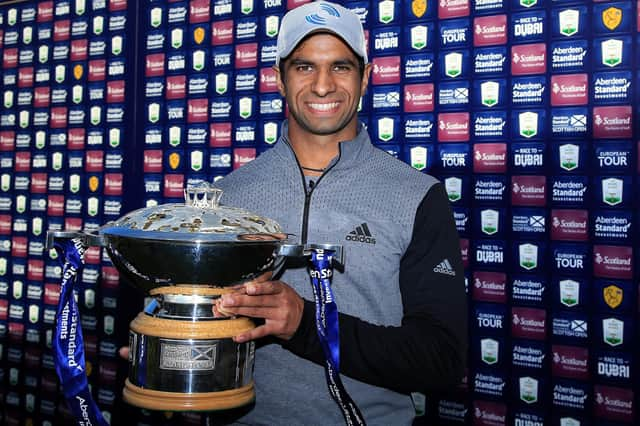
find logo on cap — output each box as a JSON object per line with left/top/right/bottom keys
{"left": 305, "top": 3, "right": 340, "bottom": 25}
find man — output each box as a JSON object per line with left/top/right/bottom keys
{"left": 211, "top": 2, "right": 467, "bottom": 424}
{"left": 122, "top": 2, "right": 466, "bottom": 424}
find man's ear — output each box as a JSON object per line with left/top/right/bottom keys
{"left": 360, "top": 63, "right": 372, "bottom": 95}
{"left": 273, "top": 64, "right": 286, "bottom": 98}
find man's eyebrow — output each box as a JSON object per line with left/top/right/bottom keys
{"left": 287, "top": 58, "right": 358, "bottom": 67}
{"left": 332, "top": 59, "right": 358, "bottom": 67}
{"left": 288, "top": 58, "right": 313, "bottom": 66}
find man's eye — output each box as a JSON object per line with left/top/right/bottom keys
{"left": 333, "top": 65, "right": 351, "bottom": 72}
{"left": 296, "top": 65, "right": 313, "bottom": 72}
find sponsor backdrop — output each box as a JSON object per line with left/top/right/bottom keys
{"left": 0, "top": 0, "right": 136, "bottom": 425}
{"left": 1, "top": 0, "right": 639, "bottom": 425}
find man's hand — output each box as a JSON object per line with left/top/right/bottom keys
{"left": 119, "top": 346, "right": 129, "bottom": 360}
{"left": 214, "top": 280, "right": 304, "bottom": 343}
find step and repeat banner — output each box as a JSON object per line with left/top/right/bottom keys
{"left": 0, "top": 1, "right": 133, "bottom": 425}
{"left": 0, "top": 0, "right": 639, "bottom": 425}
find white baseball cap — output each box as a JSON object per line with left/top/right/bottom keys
{"left": 276, "top": 1, "right": 368, "bottom": 65}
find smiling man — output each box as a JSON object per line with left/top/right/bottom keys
{"left": 210, "top": 1, "right": 468, "bottom": 424}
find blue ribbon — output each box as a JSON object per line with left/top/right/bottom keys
{"left": 54, "top": 238, "right": 109, "bottom": 426}
{"left": 309, "top": 249, "right": 365, "bottom": 426}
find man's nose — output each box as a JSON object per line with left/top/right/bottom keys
{"left": 311, "top": 68, "right": 336, "bottom": 96}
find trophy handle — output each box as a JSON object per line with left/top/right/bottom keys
{"left": 304, "top": 244, "right": 344, "bottom": 266}
{"left": 276, "top": 243, "right": 344, "bottom": 267}
{"left": 46, "top": 230, "right": 105, "bottom": 250}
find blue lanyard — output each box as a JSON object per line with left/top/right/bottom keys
{"left": 54, "top": 239, "right": 109, "bottom": 426}
{"left": 309, "top": 249, "right": 365, "bottom": 426}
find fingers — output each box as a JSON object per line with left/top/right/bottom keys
{"left": 213, "top": 281, "right": 283, "bottom": 316}
{"left": 245, "top": 280, "right": 280, "bottom": 295}
{"left": 233, "top": 324, "right": 273, "bottom": 343}
{"left": 211, "top": 280, "right": 303, "bottom": 341}
{"left": 119, "top": 346, "right": 129, "bottom": 360}
{"left": 219, "top": 284, "right": 282, "bottom": 309}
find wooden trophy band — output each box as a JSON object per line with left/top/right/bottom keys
{"left": 130, "top": 313, "right": 255, "bottom": 339}
{"left": 123, "top": 378, "right": 255, "bottom": 412}
{"left": 149, "top": 285, "right": 238, "bottom": 296}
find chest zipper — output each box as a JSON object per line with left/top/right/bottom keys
{"left": 292, "top": 148, "right": 342, "bottom": 245}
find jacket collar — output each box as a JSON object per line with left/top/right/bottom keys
{"left": 274, "top": 120, "right": 372, "bottom": 171}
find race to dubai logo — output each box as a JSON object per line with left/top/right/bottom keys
{"left": 601, "top": 39, "right": 623, "bottom": 67}
{"left": 603, "top": 285, "right": 623, "bottom": 309}
{"left": 602, "top": 7, "right": 622, "bottom": 31}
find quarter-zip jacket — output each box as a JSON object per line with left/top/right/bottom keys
{"left": 214, "top": 122, "right": 467, "bottom": 425}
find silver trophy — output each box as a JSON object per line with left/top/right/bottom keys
{"left": 48, "top": 183, "right": 342, "bottom": 411}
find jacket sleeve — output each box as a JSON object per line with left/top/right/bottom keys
{"left": 282, "top": 183, "right": 468, "bottom": 394}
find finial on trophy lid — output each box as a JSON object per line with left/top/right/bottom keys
{"left": 184, "top": 182, "right": 222, "bottom": 209}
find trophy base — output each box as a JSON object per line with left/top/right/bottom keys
{"left": 123, "top": 378, "right": 255, "bottom": 412}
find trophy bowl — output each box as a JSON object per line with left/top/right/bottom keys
{"left": 47, "top": 183, "right": 320, "bottom": 412}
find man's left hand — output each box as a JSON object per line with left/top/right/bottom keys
{"left": 214, "top": 280, "right": 304, "bottom": 343}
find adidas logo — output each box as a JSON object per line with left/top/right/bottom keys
{"left": 345, "top": 223, "right": 376, "bottom": 245}
{"left": 433, "top": 259, "right": 456, "bottom": 276}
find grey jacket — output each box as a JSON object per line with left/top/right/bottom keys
{"left": 215, "top": 122, "right": 466, "bottom": 425}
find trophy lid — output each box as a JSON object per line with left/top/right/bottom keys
{"left": 101, "top": 182, "right": 283, "bottom": 242}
